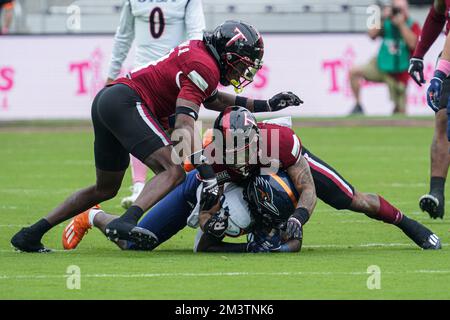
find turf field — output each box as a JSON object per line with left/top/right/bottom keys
{"left": 0, "top": 119, "right": 449, "bottom": 299}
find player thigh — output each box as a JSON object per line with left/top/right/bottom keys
{"left": 129, "top": 170, "right": 201, "bottom": 249}
{"left": 96, "top": 84, "right": 173, "bottom": 168}
{"left": 91, "top": 86, "right": 130, "bottom": 172}
{"left": 302, "top": 148, "right": 355, "bottom": 210}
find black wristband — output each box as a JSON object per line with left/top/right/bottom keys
{"left": 197, "top": 163, "right": 216, "bottom": 180}
{"left": 235, "top": 95, "right": 248, "bottom": 108}
{"left": 176, "top": 106, "right": 198, "bottom": 121}
{"left": 204, "top": 89, "right": 218, "bottom": 103}
{"left": 254, "top": 99, "right": 270, "bottom": 112}
{"left": 292, "top": 207, "right": 310, "bottom": 225}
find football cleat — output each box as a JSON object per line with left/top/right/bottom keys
{"left": 421, "top": 233, "right": 442, "bottom": 250}
{"left": 121, "top": 183, "right": 145, "bottom": 209}
{"left": 105, "top": 218, "right": 158, "bottom": 249}
{"left": 11, "top": 227, "right": 52, "bottom": 253}
{"left": 419, "top": 193, "right": 444, "bottom": 219}
{"left": 62, "top": 206, "right": 99, "bottom": 250}
{"left": 128, "top": 228, "right": 159, "bottom": 251}
{"left": 398, "top": 216, "right": 442, "bottom": 250}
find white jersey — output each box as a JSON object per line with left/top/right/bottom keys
{"left": 107, "top": 0, "right": 206, "bottom": 79}
{"left": 188, "top": 182, "right": 253, "bottom": 251}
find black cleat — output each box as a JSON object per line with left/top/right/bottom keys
{"left": 421, "top": 233, "right": 442, "bottom": 250}
{"left": 10, "top": 228, "right": 52, "bottom": 253}
{"left": 419, "top": 193, "right": 444, "bottom": 219}
{"left": 398, "top": 216, "right": 442, "bottom": 250}
{"left": 105, "top": 218, "right": 157, "bottom": 248}
{"left": 128, "top": 228, "right": 159, "bottom": 251}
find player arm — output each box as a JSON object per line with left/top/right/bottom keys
{"left": 203, "top": 90, "right": 303, "bottom": 113}
{"left": 412, "top": 0, "right": 446, "bottom": 59}
{"left": 286, "top": 156, "right": 317, "bottom": 225}
{"left": 196, "top": 233, "right": 248, "bottom": 253}
{"left": 185, "top": 0, "right": 206, "bottom": 40}
{"left": 106, "top": 0, "right": 135, "bottom": 83}
{"left": 431, "top": 27, "right": 450, "bottom": 82}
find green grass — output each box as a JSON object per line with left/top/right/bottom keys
{"left": 0, "top": 124, "right": 449, "bottom": 299}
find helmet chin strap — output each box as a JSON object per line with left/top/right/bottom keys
{"left": 230, "top": 79, "right": 244, "bottom": 94}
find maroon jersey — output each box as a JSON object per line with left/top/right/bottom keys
{"left": 210, "top": 122, "right": 302, "bottom": 184}
{"left": 445, "top": 0, "right": 450, "bottom": 35}
{"left": 113, "top": 40, "right": 220, "bottom": 121}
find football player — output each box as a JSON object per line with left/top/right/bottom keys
{"left": 193, "top": 171, "right": 302, "bottom": 253}
{"left": 11, "top": 20, "right": 302, "bottom": 252}
{"left": 204, "top": 107, "right": 441, "bottom": 250}
{"left": 61, "top": 169, "right": 300, "bottom": 253}
{"left": 104, "top": 0, "right": 206, "bottom": 209}
{"left": 408, "top": 0, "right": 449, "bottom": 219}
{"left": 63, "top": 109, "right": 441, "bottom": 251}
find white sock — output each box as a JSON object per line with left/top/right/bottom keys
{"left": 88, "top": 208, "right": 103, "bottom": 227}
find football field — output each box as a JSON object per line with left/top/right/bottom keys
{"left": 0, "top": 118, "right": 449, "bottom": 299}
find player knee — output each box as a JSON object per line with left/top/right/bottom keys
{"left": 349, "top": 192, "right": 379, "bottom": 215}
{"left": 166, "top": 165, "right": 186, "bottom": 186}
{"left": 94, "top": 185, "right": 119, "bottom": 202}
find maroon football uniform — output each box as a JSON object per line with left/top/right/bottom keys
{"left": 113, "top": 40, "right": 220, "bottom": 121}
{"left": 209, "top": 122, "right": 302, "bottom": 184}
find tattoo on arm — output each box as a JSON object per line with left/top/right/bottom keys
{"left": 287, "top": 156, "right": 317, "bottom": 215}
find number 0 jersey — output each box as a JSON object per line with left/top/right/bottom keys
{"left": 108, "top": 0, "right": 206, "bottom": 79}
{"left": 113, "top": 40, "right": 220, "bottom": 120}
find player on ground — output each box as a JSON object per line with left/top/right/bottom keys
{"left": 408, "top": 0, "right": 449, "bottom": 219}
{"left": 62, "top": 170, "right": 301, "bottom": 253}
{"left": 105, "top": 0, "right": 206, "bottom": 209}
{"left": 11, "top": 21, "right": 301, "bottom": 252}
{"left": 63, "top": 110, "right": 441, "bottom": 251}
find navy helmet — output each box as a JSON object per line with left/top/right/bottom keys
{"left": 245, "top": 171, "right": 299, "bottom": 228}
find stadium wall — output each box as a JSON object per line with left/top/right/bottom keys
{"left": 0, "top": 33, "right": 444, "bottom": 121}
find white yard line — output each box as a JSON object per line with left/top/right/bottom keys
{"left": 1, "top": 269, "right": 450, "bottom": 280}
{"left": 0, "top": 242, "right": 447, "bottom": 254}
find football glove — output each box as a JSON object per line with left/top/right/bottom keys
{"left": 246, "top": 229, "right": 282, "bottom": 253}
{"left": 408, "top": 58, "right": 426, "bottom": 87}
{"left": 199, "top": 178, "right": 220, "bottom": 211}
{"left": 268, "top": 91, "right": 303, "bottom": 111}
{"left": 284, "top": 216, "right": 303, "bottom": 241}
{"left": 204, "top": 210, "right": 229, "bottom": 239}
{"left": 427, "top": 70, "right": 446, "bottom": 113}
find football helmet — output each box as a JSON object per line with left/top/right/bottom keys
{"left": 203, "top": 20, "right": 264, "bottom": 92}
{"left": 213, "top": 106, "right": 259, "bottom": 177}
{"left": 245, "top": 171, "right": 299, "bottom": 229}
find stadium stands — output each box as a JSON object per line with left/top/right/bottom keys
{"left": 7, "top": 0, "right": 431, "bottom": 34}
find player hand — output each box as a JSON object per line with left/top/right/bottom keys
{"left": 408, "top": 58, "right": 425, "bottom": 87}
{"left": 427, "top": 71, "right": 446, "bottom": 112}
{"left": 246, "top": 229, "right": 282, "bottom": 253}
{"left": 284, "top": 216, "right": 303, "bottom": 240}
{"left": 204, "top": 210, "right": 229, "bottom": 238}
{"left": 200, "top": 178, "right": 220, "bottom": 211}
{"left": 268, "top": 92, "right": 303, "bottom": 111}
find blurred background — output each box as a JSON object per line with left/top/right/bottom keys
{"left": 0, "top": 0, "right": 444, "bottom": 119}
{"left": 0, "top": 0, "right": 433, "bottom": 33}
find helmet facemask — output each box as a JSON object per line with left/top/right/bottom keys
{"left": 224, "top": 54, "right": 263, "bottom": 94}
{"left": 223, "top": 127, "right": 259, "bottom": 176}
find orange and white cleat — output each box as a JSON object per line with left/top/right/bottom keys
{"left": 62, "top": 206, "right": 99, "bottom": 250}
